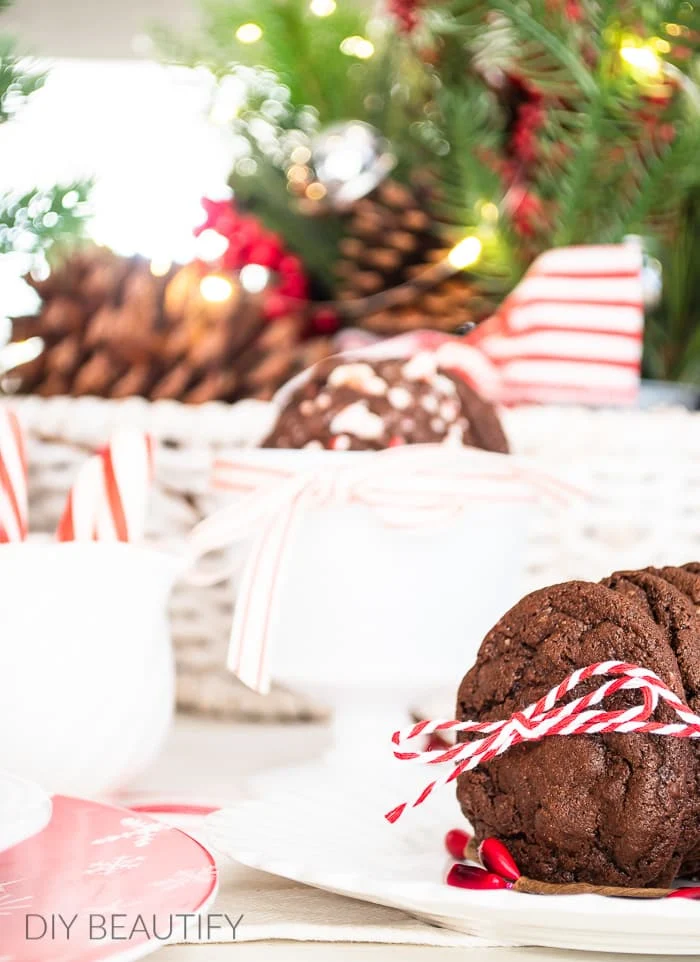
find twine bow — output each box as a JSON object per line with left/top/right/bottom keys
{"left": 386, "top": 661, "right": 700, "bottom": 823}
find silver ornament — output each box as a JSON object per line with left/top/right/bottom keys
{"left": 625, "top": 235, "right": 663, "bottom": 310}
{"left": 641, "top": 257, "right": 663, "bottom": 310}
{"left": 311, "top": 121, "right": 396, "bottom": 207}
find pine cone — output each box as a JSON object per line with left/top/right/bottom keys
{"left": 335, "top": 178, "right": 492, "bottom": 335}
{"left": 9, "top": 246, "right": 335, "bottom": 404}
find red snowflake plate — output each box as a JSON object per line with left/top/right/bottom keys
{"left": 0, "top": 795, "right": 218, "bottom": 962}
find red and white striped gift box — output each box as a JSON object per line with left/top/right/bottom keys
{"left": 333, "top": 243, "right": 645, "bottom": 407}
{"left": 467, "top": 244, "right": 644, "bottom": 406}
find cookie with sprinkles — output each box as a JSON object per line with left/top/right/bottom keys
{"left": 261, "top": 353, "right": 509, "bottom": 452}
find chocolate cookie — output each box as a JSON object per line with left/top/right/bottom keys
{"left": 262, "top": 353, "right": 508, "bottom": 452}
{"left": 649, "top": 565, "right": 700, "bottom": 611}
{"left": 602, "top": 569, "right": 700, "bottom": 876}
{"left": 456, "top": 581, "right": 696, "bottom": 887}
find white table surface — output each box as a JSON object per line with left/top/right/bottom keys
{"left": 128, "top": 712, "right": 700, "bottom": 962}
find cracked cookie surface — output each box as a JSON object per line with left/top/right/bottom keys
{"left": 604, "top": 566, "right": 700, "bottom": 878}
{"left": 456, "top": 581, "right": 696, "bottom": 887}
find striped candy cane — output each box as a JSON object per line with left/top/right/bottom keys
{"left": 96, "top": 430, "right": 155, "bottom": 542}
{"left": 386, "top": 661, "right": 700, "bottom": 823}
{"left": 57, "top": 431, "right": 154, "bottom": 543}
{"left": 0, "top": 407, "right": 28, "bottom": 542}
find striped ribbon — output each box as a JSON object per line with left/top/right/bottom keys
{"left": 386, "top": 661, "right": 700, "bottom": 823}
{"left": 186, "top": 446, "right": 583, "bottom": 695}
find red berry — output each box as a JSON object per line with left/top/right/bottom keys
{"left": 478, "top": 838, "right": 521, "bottom": 881}
{"left": 668, "top": 887, "right": 700, "bottom": 899}
{"left": 389, "top": 436, "right": 406, "bottom": 448}
{"left": 312, "top": 308, "right": 340, "bottom": 335}
{"left": 444, "top": 828, "right": 471, "bottom": 861}
{"left": 446, "top": 863, "right": 511, "bottom": 891}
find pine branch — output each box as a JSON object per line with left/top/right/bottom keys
{"left": 0, "top": 181, "right": 92, "bottom": 256}
{"left": 0, "top": 35, "right": 45, "bottom": 123}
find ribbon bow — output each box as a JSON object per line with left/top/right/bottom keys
{"left": 187, "top": 446, "right": 581, "bottom": 695}
{"left": 386, "top": 661, "right": 700, "bottom": 823}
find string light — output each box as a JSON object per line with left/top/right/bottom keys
{"left": 287, "top": 163, "right": 310, "bottom": 184}
{"left": 196, "top": 228, "right": 229, "bottom": 262}
{"left": 310, "top": 0, "right": 336, "bottom": 16}
{"left": 665, "top": 23, "right": 682, "bottom": 37}
{"left": 447, "top": 237, "right": 482, "bottom": 270}
{"left": 480, "top": 201, "right": 499, "bottom": 223}
{"left": 306, "top": 182, "right": 328, "bottom": 201}
{"left": 150, "top": 257, "right": 172, "bottom": 277}
{"left": 200, "top": 275, "right": 234, "bottom": 303}
{"left": 290, "top": 145, "right": 312, "bottom": 165}
{"left": 619, "top": 38, "right": 664, "bottom": 81}
{"left": 239, "top": 264, "right": 271, "bottom": 294}
{"left": 236, "top": 22, "right": 263, "bottom": 44}
{"left": 652, "top": 37, "right": 672, "bottom": 53}
{"left": 340, "top": 36, "right": 375, "bottom": 59}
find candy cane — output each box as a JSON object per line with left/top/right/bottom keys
{"left": 0, "top": 407, "right": 28, "bottom": 542}
{"left": 57, "top": 431, "right": 154, "bottom": 543}
{"left": 57, "top": 455, "right": 104, "bottom": 542}
{"left": 95, "top": 430, "right": 155, "bottom": 542}
{"left": 386, "top": 662, "right": 700, "bottom": 823}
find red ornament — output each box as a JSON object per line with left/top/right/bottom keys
{"left": 446, "top": 864, "right": 511, "bottom": 891}
{"left": 478, "top": 838, "right": 521, "bottom": 881}
{"left": 444, "top": 828, "right": 471, "bottom": 861}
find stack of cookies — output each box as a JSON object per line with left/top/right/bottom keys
{"left": 456, "top": 564, "right": 700, "bottom": 889}
{"left": 262, "top": 352, "right": 509, "bottom": 453}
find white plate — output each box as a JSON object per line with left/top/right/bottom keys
{"left": 205, "top": 760, "right": 700, "bottom": 955}
{"left": 0, "top": 770, "right": 52, "bottom": 852}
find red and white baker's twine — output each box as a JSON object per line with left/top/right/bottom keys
{"left": 386, "top": 661, "right": 700, "bottom": 823}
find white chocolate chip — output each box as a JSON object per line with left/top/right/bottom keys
{"left": 420, "top": 394, "right": 439, "bottom": 414}
{"left": 304, "top": 440, "right": 323, "bottom": 449}
{"left": 366, "top": 375, "right": 389, "bottom": 396}
{"left": 330, "top": 401, "right": 385, "bottom": 441}
{"left": 433, "top": 374, "right": 457, "bottom": 395}
{"left": 316, "top": 393, "right": 331, "bottom": 410}
{"left": 387, "top": 386, "right": 413, "bottom": 410}
{"left": 300, "top": 400, "right": 314, "bottom": 416}
{"left": 444, "top": 423, "right": 465, "bottom": 445}
{"left": 430, "top": 417, "right": 446, "bottom": 433}
{"left": 401, "top": 417, "right": 415, "bottom": 432}
{"left": 440, "top": 399, "right": 459, "bottom": 422}
{"left": 328, "top": 363, "right": 387, "bottom": 395}
{"left": 332, "top": 434, "right": 351, "bottom": 450}
{"left": 401, "top": 352, "right": 437, "bottom": 381}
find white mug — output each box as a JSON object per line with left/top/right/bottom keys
{"left": 0, "top": 542, "right": 180, "bottom": 796}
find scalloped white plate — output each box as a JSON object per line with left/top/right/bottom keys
{"left": 205, "top": 759, "right": 700, "bottom": 955}
{"left": 0, "top": 770, "right": 52, "bottom": 852}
